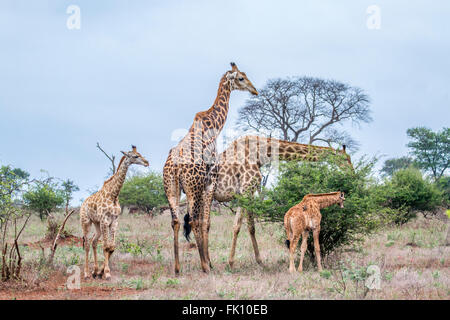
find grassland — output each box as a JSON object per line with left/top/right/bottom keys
{"left": 0, "top": 209, "right": 448, "bottom": 300}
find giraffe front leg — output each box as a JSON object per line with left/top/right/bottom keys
{"left": 102, "top": 218, "right": 118, "bottom": 280}
{"left": 97, "top": 220, "right": 109, "bottom": 279}
{"left": 81, "top": 220, "right": 92, "bottom": 279}
{"left": 247, "top": 210, "right": 263, "bottom": 266}
{"left": 313, "top": 228, "right": 322, "bottom": 272}
{"left": 228, "top": 207, "right": 244, "bottom": 268}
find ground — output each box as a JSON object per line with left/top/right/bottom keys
{"left": 0, "top": 209, "right": 449, "bottom": 300}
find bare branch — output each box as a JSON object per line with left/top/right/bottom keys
{"left": 96, "top": 142, "right": 116, "bottom": 174}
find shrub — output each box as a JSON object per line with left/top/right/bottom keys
{"left": 381, "top": 168, "right": 442, "bottom": 224}
{"left": 436, "top": 176, "right": 450, "bottom": 205}
{"left": 23, "top": 183, "right": 64, "bottom": 221}
{"left": 119, "top": 171, "right": 167, "bottom": 214}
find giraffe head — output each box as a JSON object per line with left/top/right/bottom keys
{"left": 226, "top": 62, "right": 258, "bottom": 95}
{"left": 120, "top": 145, "right": 149, "bottom": 167}
{"left": 338, "top": 191, "right": 345, "bottom": 208}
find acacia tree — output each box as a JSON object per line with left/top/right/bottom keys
{"left": 407, "top": 127, "right": 450, "bottom": 182}
{"left": 236, "top": 77, "right": 372, "bottom": 150}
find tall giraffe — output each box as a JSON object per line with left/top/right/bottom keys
{"left": 284, "top": 191, "right": 345, "bottom": 273}
{"left": 183, "top": 135, "right": 352, "bottom": 268}
{"left": 163, "top": 63, "right": 258, "bottom": 274}
{"left": 80, "top": 146, "right": 149, "bottom": 280}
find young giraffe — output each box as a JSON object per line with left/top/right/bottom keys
{"left": 184, "top": 135, "right": 352, "bottom": 268}
{"left": 284, "top": 191, "right": 345, "bottom": 273}
{"left": 163, "top": 63, "right": 258, "bottom": 274}
{"left": 80, "top": 146, "right": 149, "bottom": 280}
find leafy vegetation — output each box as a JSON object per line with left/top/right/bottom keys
{"left": 237, "top": 154, "right": 385, "bottom": 257}
{"left": 119, "top": 171, "right": 167, "bottom": 213}
{"left": 406, "top": 127, "right": 450, "bottom": 181}
{"left": 380, "top": 156, "right": 417, "bottom": 177}
{"left": 379, "top": 168, "right": 442, "bottom": 224}
{"left": 23, "top": 181, "right": 65, "bottom": 221}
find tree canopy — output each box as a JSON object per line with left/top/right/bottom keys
{"left": 407, "top": 127, "right": 450, "bottom": 181}
{"left": 236, "top": 77, "right": 372, "bottom": 150}
{"left": 380, "top": 156, "right": 417, "bottom": 177}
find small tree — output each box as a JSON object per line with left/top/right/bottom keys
{"left": 407, "top": 127, "right": 450, "bottom": 182}
{"left": 119, "top": 171, "right": 167, "bottom": 214}
{"left": 23, "top": 182, "right": 64, "bottom": 221}
{"left": 61, "top": 179, "right": 79, "bottom": 213}
{"left": 382, "top": 168, "right": 442, "bottom": 224}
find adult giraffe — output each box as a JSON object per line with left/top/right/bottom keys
{"left": 163, "top": 63, "right": 258, "bottom": 274}
{"left": 183, "top": 135, "right": 352, "bottom": 268}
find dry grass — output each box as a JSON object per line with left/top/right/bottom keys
{"left": 2, "top": 209, "right": 449, "bottom": 300}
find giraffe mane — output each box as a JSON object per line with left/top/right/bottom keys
{"left": 103, "top": 156, "right": 126, "bottom": 186}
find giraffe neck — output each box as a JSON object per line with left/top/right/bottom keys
{"left": 269, "top": 138, "right": 335, "bottom": 164}
{"left": 103, "top": 156, "right": 130, "bottom": 200}
{"left": 305, "top": 192, "right": 341, "bottom": 209}
{"left": 204, "top": 74, "right": 232, "bottom": 131}
{"left": 219, "top": 136, "right": 336, "bottom": 166}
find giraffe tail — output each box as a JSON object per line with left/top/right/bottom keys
{"left": 183, "top": 213, "right": 191, "bottom": 242}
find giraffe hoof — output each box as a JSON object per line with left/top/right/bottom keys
{"left": 104, "top": 273, "right": 111, "bottom": 280}
{"left": 201, "top": 263, "right": 210, "bottom": 273}
{"left": 84, "top": 274, "right": 91, "bottom": 280}
{"left": 96, "top": 270, "right": 104, "bottom": 279}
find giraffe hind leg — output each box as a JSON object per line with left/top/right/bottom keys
{"left": 164, "top": 173, "right": 182, "bottom": 275}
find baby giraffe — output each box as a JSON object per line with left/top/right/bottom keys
{"left": 80, "top": 145, "right": 149, "bottom": 280}
{"left": 284, "top": 191, "right": 345, "bottom": 273}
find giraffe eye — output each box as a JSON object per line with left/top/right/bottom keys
{"left": 239, "top": 77, "right": 244, "bottom": 81}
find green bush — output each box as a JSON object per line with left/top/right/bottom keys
{"left": 381, "top": 168, "right": 442, "bottom": 224}
{"left": 23, "top": 182, "right": 64, "bottom": 221}
{"left": 119, "top": 171, "right": 167, "bottom": 213}
{"left": 436, "top": 176, "right": 450, "bottom": 205}
{"left": 238, "top": 154, "right": 385, "bottom": 257}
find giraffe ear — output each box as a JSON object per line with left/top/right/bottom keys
{"left": 121, "top": 151, "right": 127, "bottom": 156}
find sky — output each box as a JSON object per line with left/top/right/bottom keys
{"left": 0, "top": 0, "right": 449, "bottom": 204}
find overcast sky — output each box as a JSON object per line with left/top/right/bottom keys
{"left": 0, "top": 0, "right": 449, "bottom": 204}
